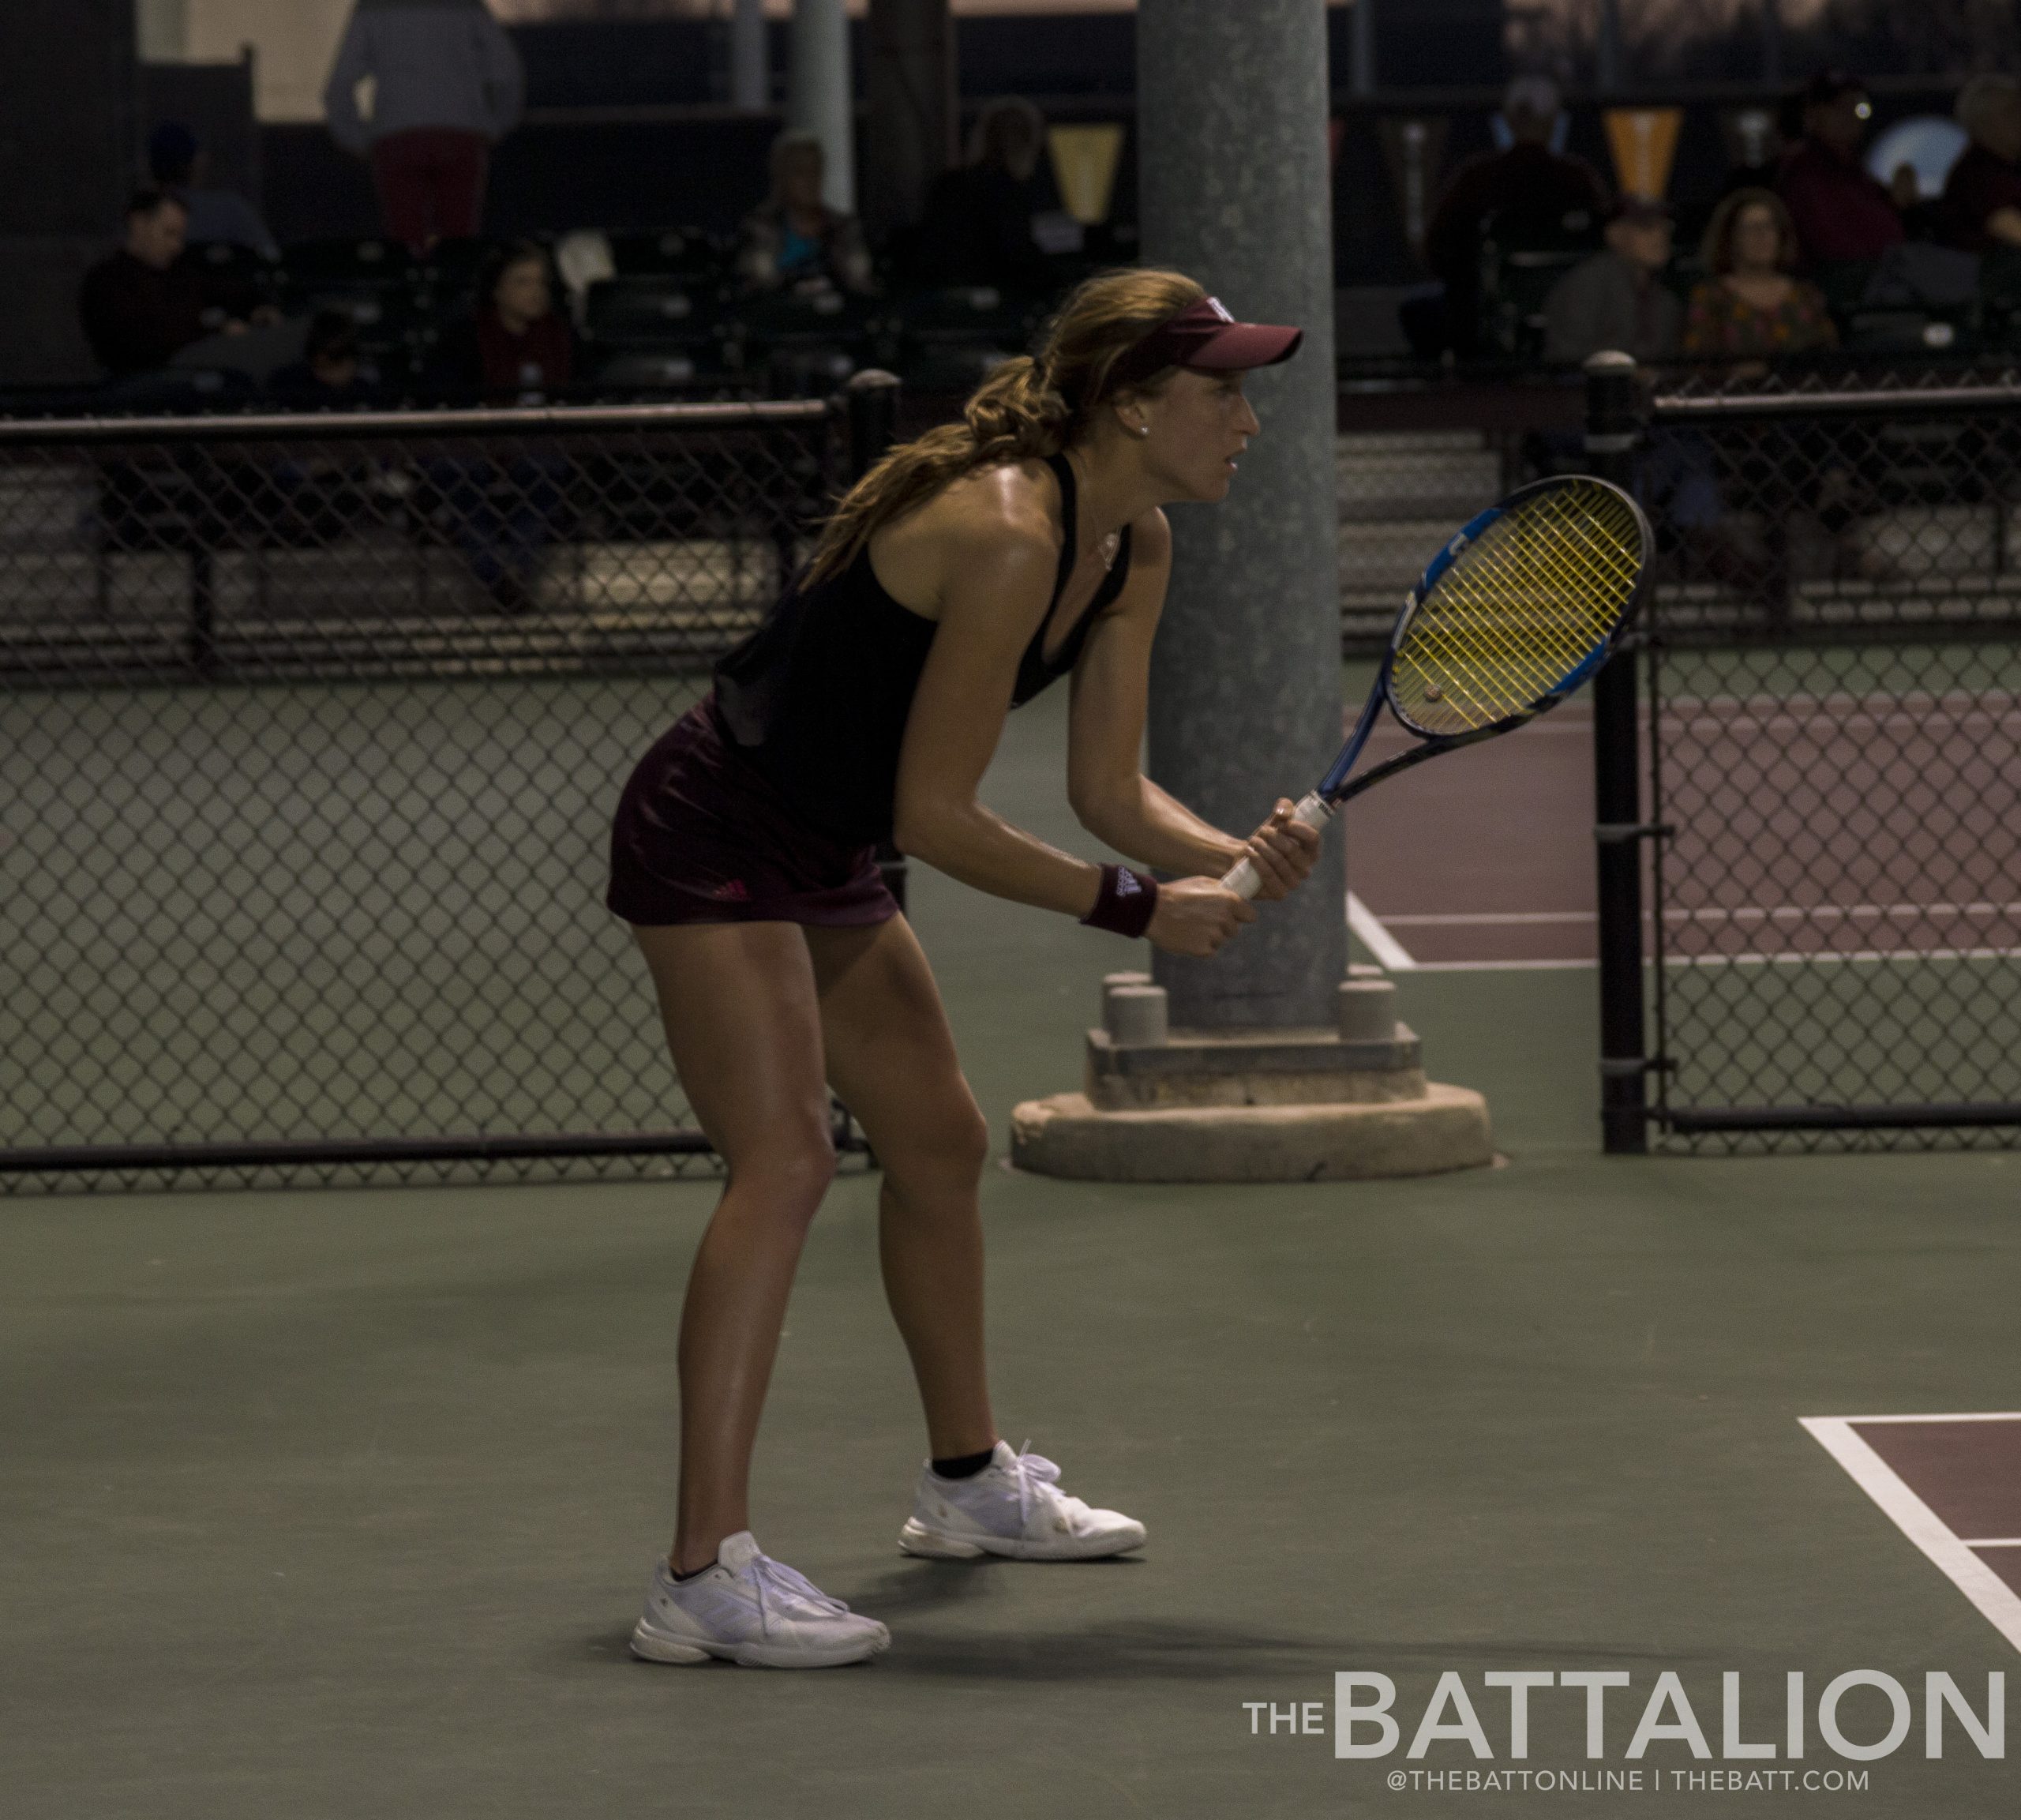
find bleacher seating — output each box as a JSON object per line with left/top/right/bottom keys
{"left": 279, "top": 238, "right": 426, "bottom": 384}
{"left": 114, "top": 223, "right": 1075, "bottom": 407}
{"left": 891, "top": 286, "right": 1036, "bottom": 392}
{"left": 732, "top": 288, "right": 878, "bottom": 396}
{"left": 1475, "top": 208, "right": 1600, "bottom": 362}
{"left": 1981, "top": 247, "right": 2021, "bottom": 350}
{"left": 609, "top": 229, "right": 728, "bottom": 284}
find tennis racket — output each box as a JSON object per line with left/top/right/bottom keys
{"left": 1222, "top": 475, "right": 1650, "bottom": 899}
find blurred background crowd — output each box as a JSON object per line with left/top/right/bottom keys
{"left": 16, "top": 0, "right": 2021, "bottom": 410}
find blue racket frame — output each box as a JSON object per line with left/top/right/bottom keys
{"left": 1318, "top": 476, "right": 1650, "bottom": 808}
{"left": 1220, "top": 476, "right": 1650, "bottom": 901}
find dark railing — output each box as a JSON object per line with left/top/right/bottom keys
{"left": 1588, "top": 360, "right": 2021, "bottom": 1152}
{"left": 0, "top": 378, "right": 902, "bottom": 1189}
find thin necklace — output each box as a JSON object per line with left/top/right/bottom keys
{"left": 1064, "top": 448, "right": 1122, "bottom": 572}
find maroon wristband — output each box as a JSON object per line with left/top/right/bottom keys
{"left": 1079, "top": 864, "right": 1159, "bottom": 939}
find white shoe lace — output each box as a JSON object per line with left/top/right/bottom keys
{"left": 1005, "top": 1439, "right": 1065, "bottom": 1533}
{"left": 745, "top": 1552, "right": 853, "bottom": 1635}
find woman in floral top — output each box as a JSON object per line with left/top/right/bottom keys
{"left": 1683, "top": 188, "right": 1838, "bottom": 370}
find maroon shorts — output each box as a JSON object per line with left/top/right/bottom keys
{"left": 606, "top": 696, "right": 899, "bottom": 928}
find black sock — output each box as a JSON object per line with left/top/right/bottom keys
{"left": 670, "top": 1558, "right": 716, "bottom": 1582}
{"left": 931, "top": 1446, "right": 997, "bottom": 1480}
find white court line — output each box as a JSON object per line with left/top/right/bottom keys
{"left": 1964, "top": 1539, "right": 2021, "bottom": 1548}
{"left": 1801, "top": 1414, "right": 2021, "bottom": 1657}
{"left": 1412, "top": 959, "right": 1596, "bottom": 974}
{"left": 1351, "top": 948, "right": 2017, "bottom": 974}
{"left": 1669, "top": 946, "right": 2021, "bottom": 966}
{"left": 1674, "top": 902, "right": 2021, "bottom": 924}
{"left": 1383, "top": 911, "right": 1593, "bottom": 927}
{"left": 1345, "top": 891, "right": 1417, "bottom": 972}
{"left": 1670, "top": 710, "right": 2021, "bottom": 734}
{"left": 1379, "top": 905, "right": 2021, "bottom": 929}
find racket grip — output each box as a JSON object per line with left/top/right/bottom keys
{"left": 1219, "top": 791, "right": 1336, "bottom": 901}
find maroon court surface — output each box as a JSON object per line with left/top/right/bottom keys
{"left": 1853, "top": 1418, "right": 2021, "bottom": 1599}
{"left": 1342, "top": 692, "right": 2021, "bottom": 973}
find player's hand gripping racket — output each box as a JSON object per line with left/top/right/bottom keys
{"left": 1222, "top": 475, "right": 1651, "bottom": 899}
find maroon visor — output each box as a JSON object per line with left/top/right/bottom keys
{"left": 1108, "top": 297, "right": 1304, "bottom": 389}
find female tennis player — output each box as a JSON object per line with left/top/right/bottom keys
{"left": 610, "top": 269, "right": 1324, "bottom": 1668}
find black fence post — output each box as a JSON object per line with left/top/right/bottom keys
{"left": 845, "top": 366, "right": 901, "bottom": 484}
{"left": 846, "top": 370, "right": 911, "bottom": 918}
{"left": 1584, "top": 351, "right": 1650, "bottom": 1156}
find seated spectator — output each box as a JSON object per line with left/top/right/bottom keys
{"left": 1424, "top": 75, "right": 1609, "bottom": 357}
{"left": 426, "top": 242, "right": 574, "bottom": 614}
{"left": 322, "top": 0, "right": 525, "bottom": 252}
{"left": 1543, "top": 197, "right": 1681, "bottom": 366}
{"left": 77, "top": 189, "right": 211, "bottom": 377}
{"left": 1684, "top": 189, "right": 1838, "bottom": 368}
{"left": 737, "top": 133, "right": 873, "bottom": 297}
{"left": 1938, "top": 73, "right": 2021, "bottom": 253}
{"left": 1775, "top": 72, "right": 1903, "bottom": 266}
{"left": 148, "top": 122, "right": 279, "bottom": 261}
{"left": 268, "top": 310, "right": 376, "bottom": 408}
{"left": 431, "top": 239, "right": 574, "bottom": 401}
{"left": 909, "top": 98, "right": 1052, "bottom": 295}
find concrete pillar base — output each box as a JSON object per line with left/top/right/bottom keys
{"left": 1008, "top": 1083, "right": 1494, "bottom": 1184}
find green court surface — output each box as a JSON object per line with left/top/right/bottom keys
{"left": 2, "top": 681, "right": 2017, "bottom": 1819}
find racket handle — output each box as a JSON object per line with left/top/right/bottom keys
{"left": 1219, "top": 790, "right": 1336, "bottom": 901}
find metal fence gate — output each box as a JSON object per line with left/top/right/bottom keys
{"left": 0, "top": 386, "right": 898, "bottom": 1189}
{"left": 1589, "top": 364, "right": 2021, "bottom": 1152}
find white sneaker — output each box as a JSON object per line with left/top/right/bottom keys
{"left": 629, "top": 1529, "right": 891, "bottom": 1668}
{"left": 898, "top": 1440, "right": 1147, "bottom": 1561}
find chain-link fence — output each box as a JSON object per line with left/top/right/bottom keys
{"left": 0, "top": 388, "right": 898, "bottom": 1191}
{"left": 1337, "top": 426, "right": 1526, "bottom": 652}
{"left": 1588, "top": 365, "right": 2021, "bottom": 1152}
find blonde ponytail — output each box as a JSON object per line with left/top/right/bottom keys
{"left": 803, "top": 268, "right": 1205, "bottom": 587}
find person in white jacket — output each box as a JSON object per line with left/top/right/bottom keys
{"left": 323, "top": 0, "right": 525, "bottom": 250}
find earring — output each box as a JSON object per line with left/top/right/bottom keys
{"left": 1133, "top": 422, "right": 1151, "bottom": 438}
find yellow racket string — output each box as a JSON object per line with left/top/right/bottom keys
{"left": 1392, "top": 482, "right": 1641, "bottom": 735}
{"left": 1426, "top": 508, "right": 1616, "bottom": 706}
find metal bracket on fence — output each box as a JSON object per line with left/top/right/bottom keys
{"left": 1599, "top": 1057, "right": 1672, "bottom": 1079}
{"left": 1594, "top": 822, "right": 1672, "bottom": 844}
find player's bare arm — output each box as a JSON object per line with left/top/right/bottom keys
{"left": 1064, "top": 506, "right": 1322, "bottom": 901}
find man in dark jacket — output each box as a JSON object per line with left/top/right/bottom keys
{"left": 1425, "top": 75, "right": 1609, "bottom": 356}
{"left": 77, "top": 190, "right": 209, "bottom": 377}
{"left": 1775, "top": 71, "right": 1903, "bottom": 266}
{"left": 909, "top": 98, "right": 1052, "bottom": 296}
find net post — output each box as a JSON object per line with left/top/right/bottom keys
{"left": 1584, "top": 351, "right": 1649, "bottom": 1156}
{"left": 843, "top": 370, "right": 909, "bottom": 914}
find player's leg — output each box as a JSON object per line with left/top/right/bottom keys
{"left": 806, "top": 913, "right": 1148, "bottom": 1562}
{"left": 632, "top": 919, "right": 838, "bottom": 1573}
{"left": 627, "top": 918, "right": 892, "bottom": 1668}
{"left": 804, "top": 915, "right": 995, "bottom": 1459}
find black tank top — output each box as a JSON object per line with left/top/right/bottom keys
{"left": 712, "top": 452, "right": 1134, "bottom": 846}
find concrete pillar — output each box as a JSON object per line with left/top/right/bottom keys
{"left": 0, "top": 0, "right": 137, "bottom": 384}
{"left": 789, "top": 0, "right": 856, "bottom": 215}
{"left": 863, "top": 0, "right": 956, "bottom": 242}
{"left": 1349, "top": 0, "right": 1377, "bottom": 100}
{"left": 1138, "top": 0, "right": 1344, "bottom": 1030}
{"left": 730, "top": 0, "right": 767, "bottom": 111}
